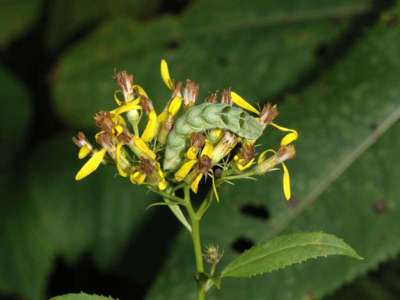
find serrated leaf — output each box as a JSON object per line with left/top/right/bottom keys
{"left": 52, "top": 0, "right": 372, "bottom": 127}
{"left": 147, "top": 7, "right": 400, "bottom": 300}
{"left": 50, "top": 293, "right": 115, "bottom": 300}
{"left": 221, "top": 232, "right": 361, "bottom": 278}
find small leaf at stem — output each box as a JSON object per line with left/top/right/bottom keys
{"left": 165, "top": 200, "right": 192, "bottom": 232}
{"left": 50, "top": 292, "right": 115, "bottom": 300}
{"left": 221, "top": 232, "right": 362, "bottom": 278}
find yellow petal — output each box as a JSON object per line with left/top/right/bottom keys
{"left": 174, "top": 160, "right": 197, "bottom": 182}
{"left": 130, "top": 171, "right": 146, "bottom": 184}
{"left": 158, "top": 179, "right": 167, "bottom": 191}
{"left": 281, "top": 132, "right": 298, "bottom": 146}
{"left": 115, "top": 144, "right": 128, "bottom": 177}
{"left": 231, "top": 91, "right": 260, "bottom": 115}
{"left": 201, "top": 139, "right": 214, "bottom": 157}
{"left": 282, "top": 162, "right": 291, "bottom": 200}
{"left": 78, "top": 145, "right": 91, "bottom": 159}
{"left": 237, "top": 158, "right": 254, "bottom": 171}
{"left": 270, "top": 123, "right": 298, "bottom": 146}
{"left": 186, "top": 146, "right": 198, "bottom": 160}
{"left": 191, "top": 173, "right": 203, "bottom": 193}
{"left": 158, "top": 110, "right": 168, "bottom": 123}
{"left": 257, "top": 149, "right": 276, "bottom": 164}
{"left": 111, "top": 99, "right": 141, "bottom": 115}
{"left": 112, "top": 125, "right": 124, "bottom": 136}
{"left": 208, "top": 129, "right": 224, "bottom": 144}
{"left": 75, "top": 148, "right": 106, "bottom": 180}
{"left": 142, "top": 111, "right": 160, "bottom": 142}
{"left": 161, "top": 59, "right": 173, "bottom": 90}
{"left": 133, "top": 84, "right": 149, "bottom": 98}
{"left": 132, "top": 136, "right": 156, "bottom": 160}
{"left": 168, "top": 96, "right": 182, "bottom": 116}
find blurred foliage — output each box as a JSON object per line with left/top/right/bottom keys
{"left": 0, "top": 0, "right": 41, "bottom": 47}
{"left": 1, "top": 0, "right": 400, "bottom": 300}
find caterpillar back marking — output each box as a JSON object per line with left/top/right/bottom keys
{"left": 163, "top": 103, "right": 263, "bottom": 171}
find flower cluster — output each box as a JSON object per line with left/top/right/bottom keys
{"left": 73, "top": 59, "right": 297, "bottom": 200}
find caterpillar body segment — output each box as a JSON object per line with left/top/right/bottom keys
{"left": 163, "top": 103, "right": 263, "bottom": 171}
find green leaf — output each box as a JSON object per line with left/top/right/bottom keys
{"left": 221, "top": 232, "right": 361, "bottom": 278}
{"left": 53, "top": 0, "right": 371, "bottom": 127}
{"left": 46, "top": 0, "right": 161, "bottom": 49}
{"left": 147, "top": 7, "right": 400, "bottom": 300}
{"left": 50, "top": 293, "right": 115, "bottom": 300}
{"left": 0, "top": 134, "right": 152, "bottom": 300}
{"left": 0, "top": 0, "right": 41, "bottom": 47}
{"left": 0, "top": 66, "right": 32, "bottom": 167}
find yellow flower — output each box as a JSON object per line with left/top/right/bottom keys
{"left": 161, "top": 59, "right": 174, "bottom": 90}
{"left": 282, "top": 163, "right": 291, "bottom": 200}
{"left": 115, "top": 143, "right": 130, "bottom": 177}
{"left": 142, "top": 110, "right": 159, "bottom": 143}
{"left": 168, "top": 96, "right": 183, "bottom": 116}
{"left": 202, "top": 139, "right": 214, "bottom": 157}
{"left": 256, "top": 146, "right": 296, "bottom": 201}
{"left": 78, "top": 145, "right": 91, "bottom": 159}
{"left": 111, "top": 99, "right": 141, "bottom": 115}
{"left": 130, "top": 136, "right": 156, "bottom": 160}
{"left": 75, "top": 148, "right": 107, "bottom": 181}
{"left": 208, "top": 129, "right": 224, "bottom": 144}
{"left": 130, "top": 171, "right": 146, "bottom": 184}
{"left": 175, "top": 160, "right": 197, "bottom": 182}
{"left": 270, "top": 123, "right": 298, "bottom": 146}
{"left": 230, "top": 91, "right": 260, "bottom": 115}
{"left": 191, "top": 173, "right": 203, "bottom": 193}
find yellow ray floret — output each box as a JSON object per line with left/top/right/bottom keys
{"left": 142, "top": 111, "right": 159, "bottom": 142}
{"left": 78, "top": 145, "right": 91, "bottom": 159}
{"left": 230, "top": 91, "right": 260, "bottom": 115}
{"left": 234, "top": 156, "right": 254, "bottom": 171}
{"left": 201, "top": 140, "right": 214, "bottom": 157}
{"left": 282, "top": 162, "right": 291, "bottom": 200}
{"left": 168, "top": 96, "right": 182, "bottom": 116}
{"left": 130, "top": 171, "right": 146, "bottom": 184}
{"left": 111, "top": 99, "right": 141, "bottom": 115}
{"left": 132, "top": 136, "right": 156, "bottom": 160}
{"left": 134, "top": 84, "right": 149, "bottom": 98}
{"left": 161, "top": 59, "right": 173, "bottom": 90}
{"left": 115, "top": 143, "right": 129, "bottom": 177}
{"left": 270, "top": 123, "right": 298, "bottom": 146}
{"left": 75, "top": 148, "right": 106, "bottom": 181}
{"left": 175, "top": 160, "right": 197, "bottom": 182}
{"left": 191, "top": 173, "right": 203, "bottom": 193}
{"left": 186, "top": 146, "right": 198, "bottom": 160}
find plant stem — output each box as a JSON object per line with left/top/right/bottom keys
{"left": 184, "top": 186, "right": 206, "bottom": 299}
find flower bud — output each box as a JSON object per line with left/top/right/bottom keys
{"left": 260, "top": 103, "right": 278, "bottom": 127}
{"left": 204, "top": 244, "right": 223, "bottom": 265}
{"left": 72, "top": 132, "right": 93, "bottom": 159}
{"left": 256, "top": 145, "right": 295, "bottom": 175}
{"left": 114, "top": 70, "right": 134, "bottom": 102}
{"left": 183, "top": 79, "right": 199, "bottom": 107}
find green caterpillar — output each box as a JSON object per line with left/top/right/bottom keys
{"left": 163, "top": 103, "right": 263, "bottom": 171}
